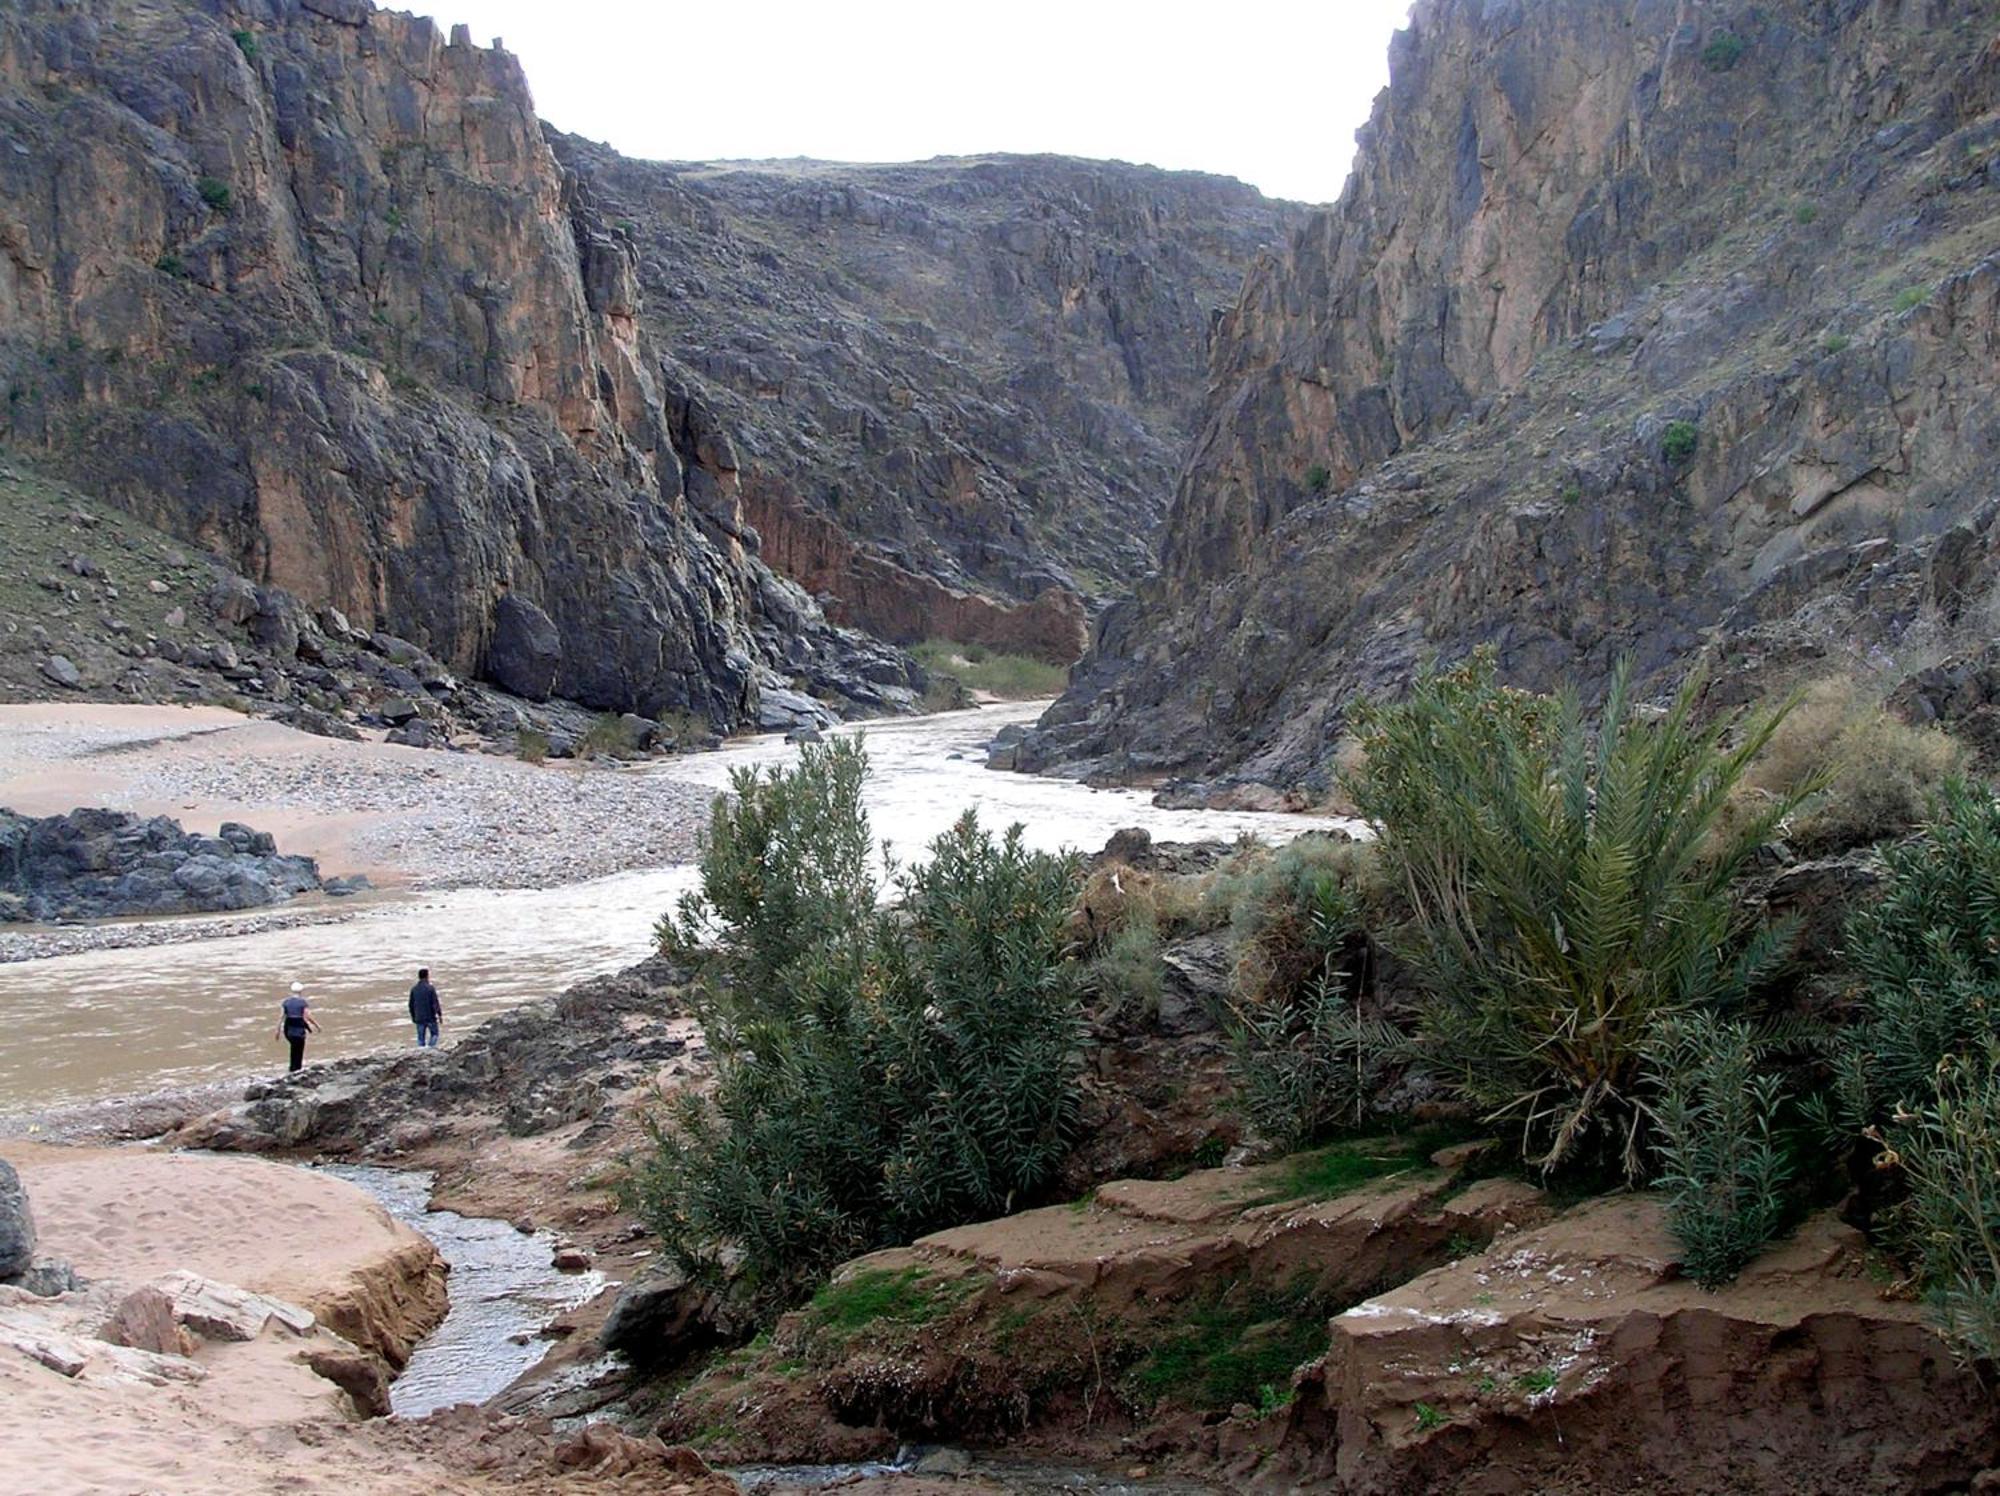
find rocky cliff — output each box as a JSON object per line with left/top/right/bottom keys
{"left": 547, "top": 143, "right": 1293, "bottom": 662}
{"left": 1020, "top": 0, "right": 2000, "bottom": 794}
{"left": 0, "top": 0, "right": 1290, "bottom": 724}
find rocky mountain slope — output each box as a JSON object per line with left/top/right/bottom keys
{"left": 1020, "top": 0, "right": 2000, "bottom": 797}
{"left": 550, "top": 142, "right": 1293, "bottom": 661}
{"left": 0, "top": 0, "right": 1290, "bottom": 728}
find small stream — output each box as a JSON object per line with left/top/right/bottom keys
{"left": 318, "top": 1162, "right": 605, "bottom": 1419}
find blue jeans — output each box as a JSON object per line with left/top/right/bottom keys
{"left": 415, "top": 1021, "right": 439, "bottom": 1048}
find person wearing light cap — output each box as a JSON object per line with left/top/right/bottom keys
{"left": 276, "top": 981, "right": 319, "bottom": 1073}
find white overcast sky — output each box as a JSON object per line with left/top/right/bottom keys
{"left": 429, "top": 2, "right": 1415, "bottom": 204}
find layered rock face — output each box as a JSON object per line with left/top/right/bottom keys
{"left": 0, "top": 0, "right": 918, "bottom": 722}
{"left": 1022, "top": 0, "right": 2000, "bottom": 791}
{"left": 548, "top": 143, "right": 1295, "bottom": 661}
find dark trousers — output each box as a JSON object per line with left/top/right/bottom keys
{"left": 287, "top": 1034, "right": 306, "bottom": 1072}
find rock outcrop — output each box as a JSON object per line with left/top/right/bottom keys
{"left": 1281, "top": 1197, "right": 2000, "bottom": 1494}
{"left": 0, "top": 0, "right": 918, "bottom": 725}
{"left": 548, "top": 143, "right": 1296, "bottom": 659}
{"left": 1020, "top": 0, "right": 2000, "bottom": 795}
{"left": 0, "top": 0, "right": 1291, "bottom": 723}
{"left": 0, "top": 807, "right": 320, "bottom": 922}
{"left": 0, "top": 1159, "right": 32, "bottom": 1279}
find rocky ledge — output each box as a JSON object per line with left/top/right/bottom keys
{"left": 0, "top": 807, "right": 343, "bottom": 923}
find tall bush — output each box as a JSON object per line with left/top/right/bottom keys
{"left": 629, "top": 744, "right": 1082, "bottom": 1310}
{"left": 1346, "top": 653, "right": 1802, "bottom": 1178}
{"left": 1816, "top": 782, "right": 2000, "bottom": 1358}
{"left": 1646, "top": 1012, "right": 1794, "bottom": 1287}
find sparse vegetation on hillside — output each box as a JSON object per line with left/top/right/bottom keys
{"left": 910, "top": 639, "right": 1069, "bottom": 702}
{"left": 1701, "top": 30, "right": 1747, "bottom": 71}
{"left": 196, "top": 177, "right": 232, "bottom": 213}
{"left": 1661, "top": 419, "right": 1701, "bottom": 466}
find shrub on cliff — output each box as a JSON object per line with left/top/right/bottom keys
{"left": 632, "top": 743, "right": 1083, "bottom": 1309}
{"left": 1742, "top": 678, "right": 1964, "bottom": 851}
{"left": 1810, "top": 782, "right": 2000, "bottom": 1355}
{"left": 1346, "top": 653, "right": 1804, "bottom": 1179}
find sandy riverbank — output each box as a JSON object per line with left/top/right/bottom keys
{"left": 0, "top": 1142, "right": 734, "bottom": 1496}
{"left": 0, "top": 703, "right": 716, "bottom": 961}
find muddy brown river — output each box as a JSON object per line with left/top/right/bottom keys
{"left": 0, "top": 703, "right": 1352, "bottom": 1114}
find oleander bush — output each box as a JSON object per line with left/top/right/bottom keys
{"left": 630, "top": 741, "right": 1083, "bottom": 1310}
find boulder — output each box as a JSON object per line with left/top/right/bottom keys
{"left": 302, "top": 1344, "right": 393, "bottom": 1417}
{"left": 38, "top": 655, "right": 81, "bottom": 689}
{"left": 153, "top": 1270, "right": 316, "bottom": 1342}
{"left": 1156, "top": 934, "right": 1229, "bottom": 1035}
{"left": 206, "top": 575, "right": 259, "bottom": 626}
{"left": 486, "top": 594, "right": 562, "bottom": 702}
{"left": 599, "top": 1267, "right": 739, "bottom": 1369}
{"left": 100, "top": 1285, "right": 192, "bottom": 1356}
{"left": 0, "top": 1160, "right": 35, "bottom": 1279}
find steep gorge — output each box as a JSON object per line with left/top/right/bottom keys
{"left": 0, "top": 0, "right": 1289, "bottom": 724}
{"left": 1021, "top": 0, "right": 2000, "bottom": 796}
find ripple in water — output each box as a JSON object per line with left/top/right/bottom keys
{"left": 317, "top": 1162, "right": 605, "bottom": 1418}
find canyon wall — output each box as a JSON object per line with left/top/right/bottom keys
{"left": 1021, "top": 0, "right": 2000, "bottom": 793}
{"left": 549, "top": 142, "right": 1294, "bottom": 662}
{"left": 0, "top": 0, "right": 1281, "bottom": 717}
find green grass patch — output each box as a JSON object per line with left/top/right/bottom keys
{"left": 1893, "top": 284, "right": 1932, "bottom": 313}
{"left": 910, "top": 639, "right": 1068, "bottom": 701}
{"left": 1124, "top": 1279, "right": 1329, "bottom": 1413}
{"left": 806, "top": 1265, "right": 958, "bottom": 1334}
{"left": 1249, "top": 1128, "right": 1469, "bottom": 1206}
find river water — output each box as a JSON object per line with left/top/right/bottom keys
{"left": 0, "top": 703, "right": 1351, "bottom": 1113}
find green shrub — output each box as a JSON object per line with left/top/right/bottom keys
{"left": 577, "top": 711, "right": 639, "bottom": 760}
{"left": 1701, "top": 31, "right": 1747, "bottom": 71}
{"left": 154, "top": 252, "right": 184, "bottom": 277}
{"left": 1821, "top": 334, "right": 1853, "bottom": 355}
{"left": 1661, "top": 419, "right": 1700, "bottom": 467}
{"left": 657, "top": 736, "right": 874, "bottom": 994}
{"left": 1893, "top": 1045, "right": 2000, "bottom": 1362}
{"left": 515, "top": 726, "right": 549, "bottom": 764}
{"left": 1560, "top": 481, "right": 1583, "bottom": 505}
{"left": 1820, "top": 780, "right": 2000, "bottom": 1135}
{"left": 1817, "top": 785, "right": 2000, "bottom": 1359}
{"left": 910, "top": 639, "right": 1068, "bottom": 701}
{"left": 1088, "top": 912, "right": 1165, "bottom": 1022}
{"left": 1230, "top": 974, "right": 1400, "bottom": 1150}
{"left": 1305, "top": 464, "right": 1333, "bottom": 497}
{"left": 1346, "top": 653, "right": 1801, "bottom": 1178}
{"left": 196, "top": 177, "right": 233, "bottom": 213}
{"left": 231, "top": 28, "right": 258, "bottom": 59}
{"left": 1647, "top": 1012, "right": 1794, "bottom": 1287}
{"left": 1792, "top": 202, "right": 1819, "bottom": 226}
{"left": 1893, "top": 285, "right": 1932, "bottom": 313}
{"left": 1216, "top": 838, "right": 1398, "bottom": 1147}
{"left": 628, "top": 743, "right": 1083, "bottom": 1310}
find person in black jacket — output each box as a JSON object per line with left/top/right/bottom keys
{"left": 409, "top": 967, "right": 443, "bottom": 1048}
{"left": 276, "top": 981, "right": 318, "bottom": 1072}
